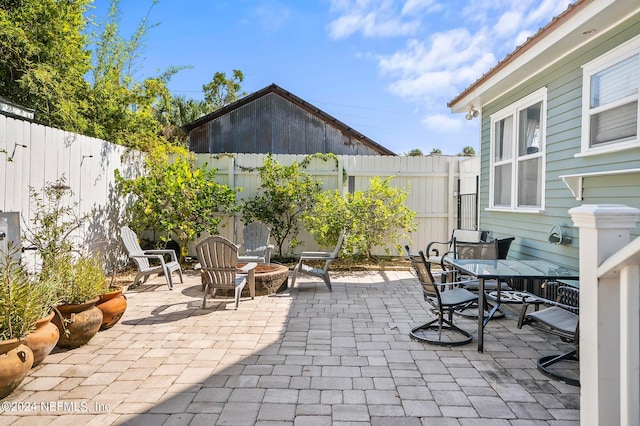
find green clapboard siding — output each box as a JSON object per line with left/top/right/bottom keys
{"left": 477, "top": 17, "right": 640, "bottom": 269}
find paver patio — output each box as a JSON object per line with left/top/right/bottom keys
{"left": 2, "top": 270, "right": 579, "bottom": 425}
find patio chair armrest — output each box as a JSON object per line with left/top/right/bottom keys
{"left": 439, "top": 250, "right": 455, "bottom": 270}
{"left": 143, "top": 249, "right": 178, "bottom": 262}
{"left": 426, "top": 239, "right": 452, "bottom": 257}
{"left": 300, "top": 251, "right": 331, "bottom": 257}
{"left": 299, "top": 254, "right": 334, "bottom": 261}
{"left": 516, "top": 293, "right": 557, "bottom": 328}
{"left": 238, "top": 262, "right": 257, "bottom": 273}
{"left": 131, "top": 253, "right": 164, "bottom": 260}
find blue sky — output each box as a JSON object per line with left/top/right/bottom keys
{"left": 89, "top": 0, "right": 573, "bottom": 155}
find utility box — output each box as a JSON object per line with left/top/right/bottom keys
{"left": 0, "top": 212, "right": 21, "bottom": 262}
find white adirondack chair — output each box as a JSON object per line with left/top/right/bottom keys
{"left": 120, "top": 226, "right": 183, "bottom": 290}
{"left": 289, "top": 230, "right": 346, "bottom": 291}
{"left": 238, "top": 221, "right": 274, "bottom": 263}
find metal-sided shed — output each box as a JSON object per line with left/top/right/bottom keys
{"left": 183, "top": 84, "right": 395, "bottom": 156}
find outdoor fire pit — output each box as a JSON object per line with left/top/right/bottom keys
{"left": 237, "top": 263, "right": 289, "bottom": 296}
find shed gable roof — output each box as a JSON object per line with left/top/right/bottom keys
{"left": 183, "top": 83, "right": 395, "bottom": 155}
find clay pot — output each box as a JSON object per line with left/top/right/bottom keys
{"left": 24, "top": 311, "right": 60, "bottom": 367}
{"left": 0, "top": 338, "right": 34, "bottom": 399}
{"left": 97, "top": 287, "right": 127, "bottom": 330}
{"left": 52, "top": 298, "right": 103, "bottom": 349}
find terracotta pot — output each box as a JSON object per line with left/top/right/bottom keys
{"left": 0, "top": 338, "right": 34, "bottom": 399}
{"left": 52, "top": 297, "right": 103, "bottom": 349}
{"left": 24, "top": 311, "right": 60, "bottom": 367}
{"left": 97, "top": 287, "right": 127, "bottom": 330}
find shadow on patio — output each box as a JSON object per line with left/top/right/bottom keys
{"left": 5, "top": 269, "right": 579, "bottom": 425}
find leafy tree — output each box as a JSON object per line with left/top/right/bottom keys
{"left": 203, "top": 70, "right": 246, "bottom": 110}
{"left": 154, "top": 70, "right": 247, "bottom": 144}
{"left": 459, "top": 146, "right": 476, "bottom": 156}
{"left": 304, "top": 177, "right": 416, "bottom": 260}
{"left": 430, "top": 148, "right": 442, "bottom": 155}
{"left": 0, "top": 0, "right": 247, "bottom": 153}
{"left": 84, "top": 0, "right": 171, "bottom": 151}
{"left": 0, "top": 0, "right": 92, "bottom": 132}
{"left": 241, "top": 155, "right": 322, "bottom": 257}
{"left": 406, "top": 148, "right": 423, "bottom": 157}
{"left": 115, "top": 146, "right": 237, "bottom": 260}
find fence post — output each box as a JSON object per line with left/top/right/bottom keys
{"left": 569, "top": 204, "right": 640, "bottom": 426}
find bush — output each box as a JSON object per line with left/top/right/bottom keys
{"left": 116, "top": 147, "right": 237, "bottom": 259}
{"left": 241, "top": 154, "right": 322, "bottom": 257}
{"left": 304, "top": 176, "right": 416, "bottom": 260}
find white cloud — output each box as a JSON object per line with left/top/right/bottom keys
{"left": 422, "top": 113, "right": 464, "bottom": 133}
{"left": 493, "top": 11, "right": 523, "bottom": 39}
{"left": 328, "top": 0, "right": 423, "bottom": 39}
{"left": 401, "top": 0, "right": 440, "bottom": 15}
{"left": 325, "top": 0, "right": 574, "bottom": 147}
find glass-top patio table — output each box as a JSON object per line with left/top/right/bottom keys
{"left": 445, "top": 259, "right": 580, "bottom": 352}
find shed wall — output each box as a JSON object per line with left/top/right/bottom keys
{"left": 190, "top": 93, "right": 384, "bottom": 155}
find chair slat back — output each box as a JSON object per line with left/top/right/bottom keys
{"left": 242, "top": 222, "right": 271, "bottom": 253}
{"left": 121, "top": 226, "right": 150, "bottom": 270}
{"left": 196, "top": 236, "right": 238, "bottom": 290}
{"left": 452, "top": 229, "right": 484, "bottom": 243}
{"left": 454, "top": 239, "right": 499, "bottom": 260}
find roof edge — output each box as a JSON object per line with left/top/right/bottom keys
{"left": 447, "top": 0, "right": 593, "bottom": 109}
{"left": 183, "top": 83, "right": 396, "bottom": 156}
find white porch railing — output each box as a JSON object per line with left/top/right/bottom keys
{"left": 570, "top": 204, "right": 640, "bottom": 426}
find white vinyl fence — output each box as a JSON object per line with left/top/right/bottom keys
{"left": 0, "top": 114, "right": 139, "bottom": 268}
{"left": 0, "top": 113, "right": 479, "bottom": 263}
{"left": 195, "top": 153, "right": 480, "bottom": 256}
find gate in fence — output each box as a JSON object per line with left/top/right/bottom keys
{"left": 457, "top": 176, "right": 479, "bottom": 230}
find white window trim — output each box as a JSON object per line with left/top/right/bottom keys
{"left": 489, "top": 87, "right": 547, "bottom": 213}
{"left": 580, "top": 34, "right": 640, "bottom": 156}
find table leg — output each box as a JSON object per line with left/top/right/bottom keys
{"left": 478, "top": 277, "right": 485, "bottom": 352}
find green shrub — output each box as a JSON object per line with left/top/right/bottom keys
{"left": 116, "top": 147, "right": 237, "bottom": 259}
{"left": 0, "top": 245, "right": 60, "bottom": 340}
{"left": 241, "top": 154, "right": 322, "bottom": 257}
{"left": 304, "top": 176, "right": 416, "bottom": 260}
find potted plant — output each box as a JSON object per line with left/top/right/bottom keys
{"left": 50, "top": 254, "right": 105, "bottom": 349}
{"left": 22, "top": 270, "right": 61, "bottom": 368}
{"left": 96, "top": 268, "right": 127, "bottom": 331}
{"left": 22, "top": 178, "right": 104, "bottom": 348}
{"left": 0, "top": 244, "right": 58, "bottom": 399}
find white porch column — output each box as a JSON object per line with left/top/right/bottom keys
{"left": 569, "top": 204, "right": 640, "bottom": 426}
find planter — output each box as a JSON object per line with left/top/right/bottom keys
{"left": 24, "top": 311, "right": 59, "bottom": 367}
{"left": 97, "top": 287, "right": 127, "bottom": 330}
{"left": 52, "top": 297, "right": 103, "bottom": 349}
{"left": 0, "top": 338, "right": 34, "bottom": 399}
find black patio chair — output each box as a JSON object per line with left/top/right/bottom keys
{"left": 518, "top": 282, "right": 580, "bottom": 386}
{"left": 440, "top": 239, "right": 516, "bottom": 318}
{"left": 425, "top": 229, "right": 488, "bottom": 266}
{"left": 405, "top": 246, "right": 478, "bottom": 346}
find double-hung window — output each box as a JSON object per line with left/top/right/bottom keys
{"left": 581, "top": 34, "right": 640, "bottom": 155}
{"left": 490, "top": 88, "right": 546, "bottom": 211}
